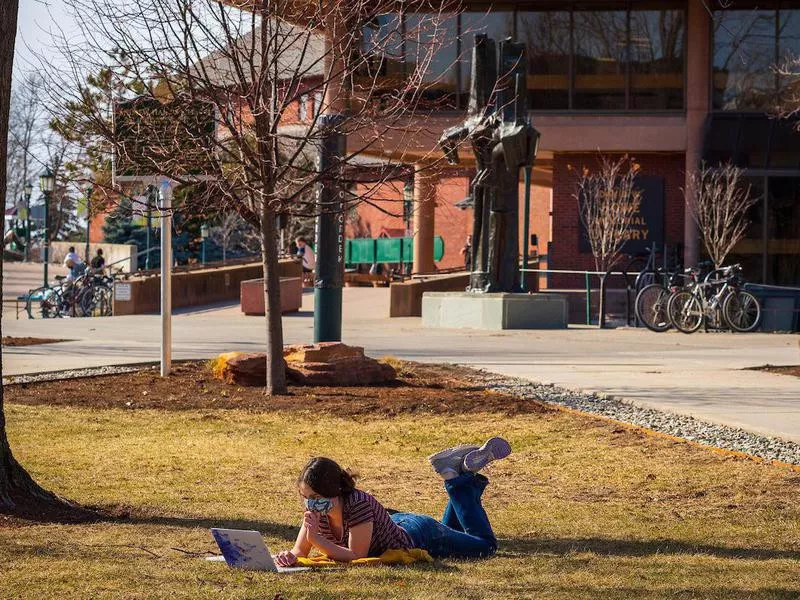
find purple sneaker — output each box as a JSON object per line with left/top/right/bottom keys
{"left": 463, "top": 437, "right": 512, "bottom": 472}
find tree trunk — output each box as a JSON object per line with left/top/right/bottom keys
{"left": 0, "top": 0, "right": 63, "bottom": 513}
{"left": 260, "top": 204, "right": 287, "bottom": 395}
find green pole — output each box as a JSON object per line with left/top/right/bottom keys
{"left": 313, "top": 114, "right": 347, "bottom": 343}
{"left": 43, "top": 191, "right": 50, "bottom": 287}
{"left": 521, "top": 166, "right": 532, "bottom": 291}
{"left": 585, "top": 271, "right": 591, "bottom": 326}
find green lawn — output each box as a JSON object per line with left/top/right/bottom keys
{"left": 2, "top": 401, "right": 799, "bottom": 599}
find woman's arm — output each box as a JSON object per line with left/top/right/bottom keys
{"left": 292, "top": 522, "right": 313, "bottom": 557}
{"left": 307, "top": 520, "right": 374, "bottom": 563}
{"left": 276, "top": 520, "right": 314, "bottom": 567}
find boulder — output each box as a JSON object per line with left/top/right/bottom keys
{"left": 210, "top": 343, "right": 397, "bottom": 387}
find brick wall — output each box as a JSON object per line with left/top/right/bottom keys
{"left": 549, "top": 152, "right": 686, "bottom": 289}
{"left": 349, "top": 171, "right": 552, "bottom": 272}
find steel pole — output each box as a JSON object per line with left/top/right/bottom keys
{"left": 85, "top": 188, "right": 92, "bottom": 264}
{"left": 43, "top": 191, "right": 50, "bottom": 287}
{"left": 23, "top": 193, "right": 30, "bottom": 262}
{"left": 521, "top": 166, "right": 532, "bottom": 291}
{"left": 313, "top": 114, "right": 347, "bottom": 343}
{"left": 159, "top": 180, "right": 173, "bottom": 377}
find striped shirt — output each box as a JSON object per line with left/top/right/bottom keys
{"left": 318, "top": 489, "right": 413, "bottom": 556}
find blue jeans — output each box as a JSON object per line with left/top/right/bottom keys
{"left": 390, "top": 472, "right": 496, "bottom": 559}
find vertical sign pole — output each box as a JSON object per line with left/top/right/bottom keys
{"left": 313, "top": 114, "right": 347, "bottom": 343}
{"left": 159, "top": 179, "right": 173, "bottom": 376}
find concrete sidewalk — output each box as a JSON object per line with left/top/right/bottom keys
{"left": 4, "top": 288, "right": 799, "bottom": 442}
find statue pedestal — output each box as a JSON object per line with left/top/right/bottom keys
{"left": 422, "top": 292, "right": 568, "bottom": 330}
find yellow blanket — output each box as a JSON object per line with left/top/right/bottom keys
{"left": 296, "top": 548, "right": 433, "bottom": 568}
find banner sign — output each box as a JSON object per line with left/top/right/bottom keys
{"left": 579, "top": 175, "right": 665, "bottom": 256}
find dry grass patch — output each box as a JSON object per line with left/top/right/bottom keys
{"left": 1, "top": 390, "right": 798, "bottom": 599}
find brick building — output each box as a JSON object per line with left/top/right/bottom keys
{"left": 107, "top": 0, "right": 798, "bottom": 286}
{"left": 338, "top": 0, "right": 800, "bottom": 287}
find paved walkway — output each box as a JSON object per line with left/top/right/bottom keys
{"left": 3, "top": 287, "right": 799, "bottom": 442}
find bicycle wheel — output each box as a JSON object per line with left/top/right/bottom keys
{"left": 722, "top": 290, "right": 761, "bottom": 333}
{"left": 635, "top": 284, "right": 672, "bottom": 332}
{"left": 26, "top": 287, "right": 60, "bottom": 319}
{"left": 667, "top": 291, "right": 703, "bottom": 334}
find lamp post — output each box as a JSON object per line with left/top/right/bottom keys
{"left": 200, "top": 223, "right": 209, "bottom": 265}
{"left": 39, "top": 167, "right": 55, "bottom": 287}
{"left": 82, "top": 182, "right": 93, "bottom": 264}
{"left": 22, "top": 182, "right": 32, "bottom": 262}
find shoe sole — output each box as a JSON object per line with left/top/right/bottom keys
{"left": 463, "top": 437, "right": 511, "bottom": 472}
{"left": 428, "top": 444, "right": 479, "bottom": 474}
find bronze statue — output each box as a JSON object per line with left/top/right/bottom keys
{"left": 439, "top": 35, "right": 540, "bottom": 293}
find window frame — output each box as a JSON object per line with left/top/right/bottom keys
{"left": 365, "top": 1, "right": 687, "bottom": 114}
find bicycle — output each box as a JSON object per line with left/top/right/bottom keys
{"left": 667, "top": 264, "right": 761, "bottom": 334}
{"left": 634, "top": 260, "right": 715, "bottom": 333}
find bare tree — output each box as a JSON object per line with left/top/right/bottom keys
{"left": 6, "top": 74, "right": 43, "bottom": 210}
{"left": 574, "top": 154, "right": 641, "bottom": 327}
{"left": 576, "top": 154, "right": 642, "bottom": 273}
{"left": 209, "top": 211, "right": 254, "bottom": 263}
{"left": 685, "top": 162, "right": 756, "bottom": 270}
{"left": 46, "top": 0, "right": 454, "bottom": 394}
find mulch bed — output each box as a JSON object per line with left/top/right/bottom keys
{"left": 2, "top": 336, "right": 71, "bottom": 347}
{"left": 750, "top": 365, "right": 800, "bottom": 379}
{"left": 4, "top": 360, "right": 551, "bottom": 417}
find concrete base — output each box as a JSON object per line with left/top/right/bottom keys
{"left": 422, "top": 292, "right": 568, "bottom": 330}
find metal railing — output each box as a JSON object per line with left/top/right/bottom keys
{"left": 520, "top": 267, "right": 638, "bottom": 327}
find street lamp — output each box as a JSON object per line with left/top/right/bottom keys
{"left": 81, "top": 181, "right": 93, "bottom": 263}
{"left": 39, "top": 167, "right": 55, "bottom": 287}
{"left": 23, "top": 182, "right": 32, "bottom": 262}
{"left": 200, "top": 223, "right": 209, "bottom": 265}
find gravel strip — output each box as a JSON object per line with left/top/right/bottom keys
{"left": 465, "top": 370, "right": 800, "bottom": 466}
{"left": 3, "top": 364, "right": 157, "bottom": 386}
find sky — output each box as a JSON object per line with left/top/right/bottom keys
{"left": 14, "top": 0, "right": 74, "bottom": 78}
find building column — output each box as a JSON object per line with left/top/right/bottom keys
{"left": 412, "top": 165, "right": 436, "bottom": 275}
{"left": 683, "top": 0, "right": 711, "bottom": 267}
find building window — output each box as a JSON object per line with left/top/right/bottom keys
{"left": 712, "top": 5, "right": 800, "bottom": 111}
{"left": 299, "top": 94, "right": 308, "bottom": 121}
{"left": 313, "top": 92, "right": 323, "bottom": 117}
{"left": 713, "top": 9, "right": 778, "bottom": 111}
{"left": 360, "top": 3, "right": 685, "bottom": 113}
{"left": 629, "top": 6, "right": 685, "bottom": 110}
{"left": 573, "top": 9, "right": 627, "bottom": 110}
{"left": 517, "top": 10, "right": 571, "bottom": 110}
{"left": 405, "top": 13, "right": 459, "bottom": 109}
{"left": 459, "top": 12, "right": 514, "bottom": 106}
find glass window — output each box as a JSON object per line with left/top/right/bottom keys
{"left": 517, "top": 11, "right": 571, "bottom": 110}
{"left": 727, "top": 176, "right": 765, "bottom": 284}
{"left": 629, "top": 8, "right": 685, "bottom": 110}
{"left": 573, "top": 10, "right": 627, "bottom": 110}
{"left": 459, "top": 12, "right": 514, "bottom": 106}
{"left": 361, "top": 14, "right": 404, "bottom": 78}
{"left": 405, "top": 13, "right": 459, "bottom": 109}
{"left": 766, "top": 177, "right": 800, "bottom": 285}
{"left": 713, "top": 10, "right": 778, "bottom": 111}
{"left": 778, "top": 9, "right": 800, "bottom": 107}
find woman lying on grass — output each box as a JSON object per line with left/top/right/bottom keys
{"left": 275, "top": 436, "right": 512, "bottom": 565}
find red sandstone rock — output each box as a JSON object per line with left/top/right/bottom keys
{"left": 211, "top": 343, "right": 396, "bottom": 387}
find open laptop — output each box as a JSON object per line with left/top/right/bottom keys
{"left": 209, "top": 528, "right": 310, "bottom": 573}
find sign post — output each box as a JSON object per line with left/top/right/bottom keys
{"left": 159, "top": 178, "right": 173, "bottom": 376}
{"left": 313, "top": 114, "right": 347, "bottom": 343}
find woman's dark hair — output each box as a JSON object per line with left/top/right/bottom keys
{"left": 298, "top": 457, "right": 357, "bottom": 498}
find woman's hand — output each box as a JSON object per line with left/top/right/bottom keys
{"left": 303, "top": 511, "right": 321, "bottom": 540}
{"left": 275, "top": 550, "right": 297, "bottom": 567}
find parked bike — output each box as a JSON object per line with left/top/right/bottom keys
{"left": 666, "top": 264, "right": 761, "bottom": 334}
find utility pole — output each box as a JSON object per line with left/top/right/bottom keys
{"left": 313, "top": 114, "right": 347, "bottom": 343}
